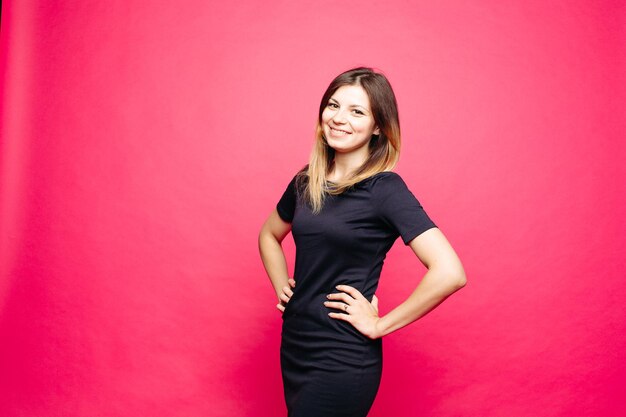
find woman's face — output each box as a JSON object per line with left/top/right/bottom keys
{"left": 321, "top": 85, "right": 380, "bottom": 156}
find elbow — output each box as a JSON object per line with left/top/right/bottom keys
{"left": 428, "top": 265, "right": 466, "bottom": 293}
{"left": 455, "top": 271, "right": 467, "bottom": 289}
{"left": 452, "top": 264, "right": 467, "bottom": 290}
{"left": 440, "top": 267, "right": 466, "bottom": 292}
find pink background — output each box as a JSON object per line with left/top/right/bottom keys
{"left": 1, "top": 1, "right": 625, "bottom": 416}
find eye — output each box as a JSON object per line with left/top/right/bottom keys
{"left": 352, "top": 109, "right": 365, "bottom": 115}
{"left": 327, "top": 102, "right": 339, "bottom": 109}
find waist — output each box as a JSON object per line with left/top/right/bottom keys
{"left": 282, "top": 293, "right": 375, "bottom": 345}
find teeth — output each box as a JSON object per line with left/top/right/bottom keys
{"left": 331, "top": 127, "right": 350, "bottom": 135}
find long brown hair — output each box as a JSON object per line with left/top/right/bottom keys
{"left": 298, "top": 67, "right": 401, "bottom": 213}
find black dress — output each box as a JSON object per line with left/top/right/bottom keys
{"left": 276, "top": 171, "right": 437, "bottom": 417}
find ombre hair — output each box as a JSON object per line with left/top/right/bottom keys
{"left": 297, "top": 67, "right": 401, "bottom": 213}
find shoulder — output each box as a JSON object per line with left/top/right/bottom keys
{"left": 281, "top": 165, "right": 308, "bottom": 196}
{"left": 366, "top": 171, "right": 426, "bottom": 211}
{"left": 293, "top": 165, "right": 309, "bottom": 191}
{"left": 277, "top": 166, "right": 308, "bottom": 222}
{"left": 365, "top": 171, "right": 409, "bottom": 194}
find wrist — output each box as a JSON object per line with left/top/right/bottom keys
{"left": 368, "top": 318, "right": 386, "bottom": 339}
{"left": 372, "top": 316, "right": 389, "bottom": 339}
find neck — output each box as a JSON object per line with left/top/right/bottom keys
{"left": 328, "top": 148, "right": 369, "bottom": 182}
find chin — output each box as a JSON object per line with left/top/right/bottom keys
{"left": 325, "top": 138, "right": 348, "bottom": 152}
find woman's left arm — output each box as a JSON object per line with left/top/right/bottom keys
{"left": 326, "top": 227, "right": 466, "bottom": 339}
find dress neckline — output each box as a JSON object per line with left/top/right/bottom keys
{"left": 326, "top": 171, "right": 392, "bottom": 185}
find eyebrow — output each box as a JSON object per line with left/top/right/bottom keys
{"left": 328, "top": 97, "right": 371, "bottom": 112}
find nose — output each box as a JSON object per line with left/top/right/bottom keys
{"left": 332, "top": 108, "right": 348, "bottom": 124}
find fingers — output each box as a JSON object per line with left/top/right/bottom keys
{"left": 326, "top": 292, "right": 354, "bottom": 305}
{"left": 323, "top": 301, "right": 350, "bottom": 311}
{"left": 278, "top": 292, "right": 290, "bottom": 303}
{"left": 328, "top": 311, "right": 352, "bottom": 323}
{"left": 277, "top": 281, "right": 295, "bottom": 314}
{"left": 282, "top": 285, "right": 294, "bottom": 298}
{"left": 326, "top": 284, "right": 367, "bottom": 304}
{"left": 325, "top": 297, "right": 376, "bottom": 312}
{"left": 335, "top": 284, "right": 366, "bottom": 301}
{"left": 325, "top": 286, "right": 381, "bottom": 338}
{"left": 278, "top": 284, "right": 293, "bottom": 304}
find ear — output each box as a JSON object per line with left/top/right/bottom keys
{"left": 373, "top": 126, "right": 380, "bottom": 135}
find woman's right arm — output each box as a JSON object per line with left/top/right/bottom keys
{"left": 258, "top": 209, "right": 295, "bottom": 313}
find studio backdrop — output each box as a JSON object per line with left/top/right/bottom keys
{"left": 1, "top": 1, "right": 624, "bottom": 416}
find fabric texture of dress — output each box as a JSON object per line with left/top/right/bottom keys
{"left": 276, "top": 171, "right": 437, "bottom": 417}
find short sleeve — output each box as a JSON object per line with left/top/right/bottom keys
{"left": 276, "top": 174, "right": 298, "bottom": 223}
{"left": 374, "top": 173, "right": 437, "bottom": 245}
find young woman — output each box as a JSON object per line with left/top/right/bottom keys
{"left": 258, "top": 67, "right": 466, "bottom": 417}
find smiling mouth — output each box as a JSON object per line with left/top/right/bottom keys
{"left": 330, "top": 127, "right": 351, "bottom": 135}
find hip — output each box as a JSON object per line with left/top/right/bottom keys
{"left": 281, "top": 315, "right": 382, "bottom": 369}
